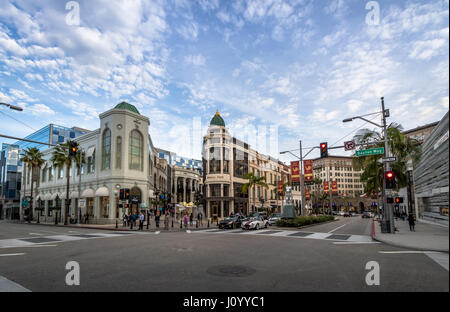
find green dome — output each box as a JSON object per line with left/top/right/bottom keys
{"left": 114, "top": 102, "right": 140, "bottom": 115}
{"left": 210, "top": 110, "right": 225, "bottom": 127}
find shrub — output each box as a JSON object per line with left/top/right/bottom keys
{"left": 276, "top": 215, "right": 335, "bottom": 227}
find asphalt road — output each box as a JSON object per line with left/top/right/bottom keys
{"left": 0, "top": 219, "right": 448, "bottom": 292}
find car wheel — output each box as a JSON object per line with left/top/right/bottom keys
{"left": 265, "top": 223, "right": 268, "bottom": 228}
{"left": 255, "top": 224, "right": 259, "bottom": 230}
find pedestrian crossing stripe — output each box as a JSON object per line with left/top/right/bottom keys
{"left": 0, "top": 232, "right": 148, "bottom": 249}
{"left": 192, "top": 229, "right": 373, "bottom": 243}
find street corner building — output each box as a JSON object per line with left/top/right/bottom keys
{"left": 11, "top": 102, "right": 203, "bottom": 224}
{"left": 202, "top": 111, "right": 291, "bottom": 221}
{"left": 413, "top": 111, "right": 449, "bottom": 225}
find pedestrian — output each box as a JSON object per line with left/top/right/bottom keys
{"left": 122, "top": 213, "right": 127, "bottom": 227}
{"left": 407, "top": 213, "right": 415, "bottom": 231}
{"left": 85, "top": 213, "right": 89, "bottom": 224}
{"left": 198, "top": 211, "right": 203, "bottom": 226}
{"left": 155, "top": 214, "right": 160, "bottom": 228}
{"left": 184, "top": 213, "right": 189, "bottom": 228}
{"left": 131, "top": 212, "right": 137, "bottom": 229}
{"left": 189, "top": 213, "right": 193, "bottom": 226}
{"left": 164, "top": 213, "right": 169, "bottom": 230}
{"left": 138, "top": 212, "right": 144, "bottom": 230}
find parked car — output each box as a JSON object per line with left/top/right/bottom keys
{"left": 241, "top": 216, "right": 268, "bottom": 230}
{"left": 362, "top": 212, "right": 372, "bottom": 218}
{"left": 343, "top": 212, "right": 351, "bottom": 217}
{"left": 250, "top": 211, "right": 268, "bottom": 220}
{"left": 338, "top": 211, "right": 346, "bottom": 216}
{"left": 268, "top": 213, "right": 282, "bottom": 225}
{"left": 218, "top": 216, "right": 243, "bottom": 229}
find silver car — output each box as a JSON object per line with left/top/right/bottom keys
{"left": 268, "top": 213, "right": 282, "bottom": 225}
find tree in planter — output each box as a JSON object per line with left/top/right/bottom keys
{"left": 20, "top": 147, "right": 45, "bottom": 222}
{"left": 241, "top": 173, "right": 269, "bottom": 214}
{"left": 51, "top": 141, "right": 75, "bottom": 225}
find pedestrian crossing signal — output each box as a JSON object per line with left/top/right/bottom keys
{"left": 395, "top": 197, "right": 403, "bottom": 204}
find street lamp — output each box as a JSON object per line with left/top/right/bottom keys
{"left": 343, "top": 97, "right": 394, "bottom": 233}
{"left": 0, "top": 102, "right": 23, "bottom": 111}
{"left": 280, "top": 141, "right": 318, "bottom": 217}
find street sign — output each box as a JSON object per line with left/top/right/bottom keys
{"left": 344, "top": 141, "right": 356, "bottom": 151}
{"left": 356, "top": 147, "right": 384, "bottom": 157}
{"left": 79, "top": 199, "right": 86, "bottom": 208}
{"left": 382, "top": 157, "right": 397, "bottom": 163}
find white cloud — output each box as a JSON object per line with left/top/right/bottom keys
{"left": 185, "top": 54, "right": 206, "bottom": 66}
{"left": 409, "top": 38, "right": 447, "bottom": 60}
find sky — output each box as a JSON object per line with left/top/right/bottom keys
{"left": 0, "top": 0, "right": 448, "bottom": 162}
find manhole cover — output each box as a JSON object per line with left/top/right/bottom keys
{"left": 207, "top": 265, "right": 256, "bottom": 277}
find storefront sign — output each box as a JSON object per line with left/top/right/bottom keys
{"left": 79, "top": 199, "right": 86, "bottom": 208}
{"left": 291, "top": 161, "right": 300, "bottom": 183}
{"left": 278, "top": 180, "right": 284, "bottom": 196}
{"left": 305, "top": 188, "right": 310, "bottom": 200}
{"left": 303, "top": 160, "right": 313, "bottom": 182}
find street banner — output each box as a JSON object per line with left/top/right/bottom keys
{"left": 323, "top": 181, "right": 329, "bottom": 195}
{"left": 305, "top": 188, "right": 310, "bottom": 200}
{"left": 278, "top": 180, "right": 284, "bottom": 196}
{"left": 332, "top": 181, "right": 338, "bottom": 195}
{"left": 291, "top": 161, "right": 300, "bottom": 183}
{"left": 303, "top": 160, "right": 313, "bottom": 182}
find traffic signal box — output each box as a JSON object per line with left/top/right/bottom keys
{"left": 120, "top": 189, "right": 131, "bottom": 200}
{"left": 385, "top": 171, "right": 396, "bottom": 189}
{"left": 395, "top": 197, "right": 403, "bottom": 204}
{"left": 69, "top": 141, "right": 78, "bottom": 157}
{"left": 320, "top": 142, "right": 328, "bottom": 158}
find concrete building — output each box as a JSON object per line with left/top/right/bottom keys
{"left": 202, "top": 111, "right": 289, "bottom": 220}
{"left": 0, "top": 124, "right": 88, "bottom": 220}
{"left": 414, "top": 112, "right": 449, "bottom": 225}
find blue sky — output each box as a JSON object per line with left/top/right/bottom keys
{"left": 0, "top": 0, "right": 448, "bottom": 161}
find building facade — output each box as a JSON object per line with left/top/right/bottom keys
{"left": 0, "top": 124, "right": 88, "bottom": 220}
{"left": 202, "top": 111, "right": 289, "bottom": 220}
{"left": 413, "top": 112, "right": 449, "bottom": 225}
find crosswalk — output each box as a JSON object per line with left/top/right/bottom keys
{"left": 192, "top": 228, "right": 374, "bottom": 243}
{"left": 0, "top": 232, "right": 146, "bottom": 249}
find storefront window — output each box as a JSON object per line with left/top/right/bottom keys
{"left": 116, "top": 136, "right": 122, "bottom": 169}
{"left": 129, "top": 130, "right": 143, "bottom": 171}
{"left": 102, "top": 128, "right": 111, "bottom": 170}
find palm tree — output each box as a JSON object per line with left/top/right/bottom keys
{"left": 352, "top": 123, "right": 421, "bottom": 195}
{"left": 73, "top": 149, "right": 86, "bottom": 222}
{"left": 51, "top": 141, "right": 75, "bottom": 225}
{"left": 241, "top": 172, "right": 269, "bottom": 214}
{"left": 20, "top": 147, "right": 45, "bottom": 222}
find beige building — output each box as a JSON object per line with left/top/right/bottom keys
{"left": 202, "top": 111, "right": 289, "bottom": 220}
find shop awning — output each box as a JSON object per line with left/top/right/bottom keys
{"left": 70, "top": 191, "right": 79, "bottom": 199}
{"left": 60, "top": 192, "right": 67, "bottom": 199}
{"left": 85, "top": 146, "right": 96, "bottom": 158}
{"left": 81, "top": 188, "right": 95, "bottom": 197}
{"left": 36, "top": 194, "right": 43, "bottom": 200}
{"left": 44, "top": 194, "right": 52, "bottom": 200}
{"left": 95, "top": 187, "right": 109, "bottom": 197}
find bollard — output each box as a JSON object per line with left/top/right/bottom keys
{"left": 172, "top": 219, "right": 174, "bottom": 228}
{"left": 180, "top": 220, "right": 182, "bottom": 229}
{"left": 115, "top": 219, "right": 118, "bottom": 229}
{"left": 207, "top": 219, "right": 210, "bottom": 228}
{"left": 196, "top": 220, "right": 198, "bottom": 228}
{"left": 55, "top": 212, "right": 58, "bottom": 225}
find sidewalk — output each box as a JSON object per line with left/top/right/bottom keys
{"left": 19, "top": 217, "right": 216, "bottom": 232}
{"left": 372, "top": 218, "right": 449, "bottom": 252}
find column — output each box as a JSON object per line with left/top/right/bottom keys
{"left": 220, "top": 201, "right": 224, "bottom": 218}
{"left": 183, "top": 178, "right": 186, "bottom": 203}
{"left": 109, "top": 195, "right": 116, "bottom": 220}
{"left": 44, "top": 200, "right": 49, "bottom": 222}
{"left": 94, "top": 196, "right": 101, "bottom": 221}
{"left": 190, "top": 179, "right": 194, "bottom": 203}
{"left": 206, "top": 199, "right": 210, "bottom": 219}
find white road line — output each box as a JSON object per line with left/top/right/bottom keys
{"left": 379, "top": 251, "right": 441, "bottom": 254}
{"left": 425, "top": 252, "right": 449, "bottom": 271}
{"left": 18, "top": 245, "right": 58, "bottom": 248}
{"left": 333, "top": 242, "right": 381, "bottom": 245}
{"left": 29, "top": 233, "right": 43, "bottom": 236}
{"left": 0, "top": 253, "right": 25, "bottom": 257}
{"left": 328, "top": 224, "right": 347, "bottom": 233}
{"left": 0, "top": 276, "right": 31, "bottom": 292}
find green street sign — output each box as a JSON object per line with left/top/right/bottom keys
{"left": 356, "top": 147, "right": 385, "bottom": 157}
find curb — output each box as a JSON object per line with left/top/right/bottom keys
{"left": 371, "top": 235, "right": 449, "bottom": 253}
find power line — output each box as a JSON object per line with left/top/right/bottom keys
{"left": 330, "top": 113, "right": 381, "bottom": 147}
{"left": 0, "top": 109, "right": 37, "bottom": 132}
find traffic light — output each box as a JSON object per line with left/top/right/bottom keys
{"left": 320, "top": 142, "right": 328, "bottom": 158}
{"left": 385, "top": 171, "right": 396, "bottom": 189}
{"left": 69, "top": 141, "right": 78, "bottom": 157}
{"left": 124, "top": 188, "right": 130, "bottom": 200}
{"left": 120, "top": 189, "right": 125, "bottom": 200}
{"left": 395, "top": 197, "right": 404, "bottom": 204}
{"left": 124, "top": 203, "right": 129, "bottom": 209}
{"left": 387, "top": 197, "right": 394, "bottom": 204}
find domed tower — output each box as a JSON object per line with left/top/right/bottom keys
{"left": 202, "top": 111, "right": 248, "bottom": 221}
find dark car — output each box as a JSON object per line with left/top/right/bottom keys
{"left": 362, "top": 212, "right": 373, "bottom": 218}
{"left": 218, "top": 216, "right": 243, "bottom": 229}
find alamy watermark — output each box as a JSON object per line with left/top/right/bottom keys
{"left": 66, "top": 1, "right": 80, "bottom": 26}
{"left": 365, "top": 1, "right": 380, "bottom": 26}
{"left": 365, "top": 261, "right": 380, "bottom": 286}
{"left": 65, "top": 261, "right": 80, "bottom": 286}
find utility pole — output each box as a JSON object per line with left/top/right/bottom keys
{"left": 299, "top": 140, "right": 306, "bottom": 216}
{"left": 78, "top": 149, "right": 83, "bottom": 224}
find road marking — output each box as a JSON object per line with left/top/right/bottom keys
{"left": 186, "top": 230, "right": 191, "bottom": 234}
{"left": 378, "top": 251, "right": 441, "bottom": 254}
{"left": 155, "top": 231, "right": 160, "bottom": 235}
{"left": 0, "top": 276, "right": 31, "bottom": 292}
{"left": 333, "top": 242, "right": 381, "bottom": 245}
{"left": 328, "top": 224, "right": 347, "bottom": 233}
{"left": 0, "top": 253, "right": 25, "bottom": 257}
{"left": 425, "top": 252, "right": 449, "bottom": 271}
{"left": 29, "top": 233, "right": 44, "bottom": 236}
{"left": 21, "top": 245, "right": 58, "bottom": 248}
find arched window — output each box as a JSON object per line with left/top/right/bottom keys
{"left": 102, "top": 128, "right": 111, "bottom": 170}
{"left": 129, "top": 130, "right": 143, "bottom": 171}
{"left": 116, "top": 136, "right": 122, "bottom": 169}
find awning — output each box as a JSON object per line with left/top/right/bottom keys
{"left": 50, "top": 192, "right": 61, "bottom": 200}
{"left": 85, "top": 146, "right": 96, "bottom": 158}
{"left": 36, "top": 194, "right": 43, "bottom": 200}
{"left": 44, "top": 194, "right": 52, "bottom": 200}
{"left": 95, "top": 187, "right": 109, "bottom": 197}
{"left": 60, "top": 192, "right": 67, "bottom": 199}
{"left": 70, "top": 191, "right": 79, "bottom": 199}
{"left": 81, "top": 188, "right": 95, "bottom": 197}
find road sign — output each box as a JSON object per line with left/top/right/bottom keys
{"left": 79, "top": 199, "right": 86, "bottom": 208}
{"left": 356, "top": 147, "right": 384, "bottom": 157}
{"left": 382, "top": 157, "right": 397, "bottom": 163}
{"left": 344, "top": 141, "right": 356, "bottom": 151}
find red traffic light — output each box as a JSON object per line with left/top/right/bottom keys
{"left": 385, "top": 171, "right": 394, "bottom": 179}
{"left": 395, "top": 197, "right": 400, "bottom": 203}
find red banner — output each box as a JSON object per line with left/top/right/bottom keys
{"left": 291, "top": 161, "right": 300, "bottom": 183}
{"left": 332, "top": 181, "right": 338, "bottom": 195}
{"left": 305, "top": 188, "right": 310, "bottom": 200}
{"left": 303, "top": 160, "right": 313, "bottom": 182}
{"left": 324, "top": 181, "right": 329, "bottom": 195}
{"left": 278, "top": 180, "right": 284, "bottom": 196}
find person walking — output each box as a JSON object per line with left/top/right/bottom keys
{"left": 122, "top": 213, "right": 128, "bottom": 227}
{"left": 131, "top": 212, "right": 137, "bottom": 230}
{"left": 164, "top": 213, "right": 169, "bottom": 230}
{"left": 183, "top": 213, "right": 189, "bottom": 228}
{"left": 138, "top": 212, "right": 144, "bottom": 230}
{"left": 198, "top": 211, "right": 203, "bottom": 226}
{"left": 189, "top": 213, "right": 193, "bottom": 226}
{"left": 407, "top": 213, "right": 416, "bottom": 231}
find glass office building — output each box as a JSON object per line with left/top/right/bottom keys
{"left": 0, "top": 124, "right": 89, "bottom": 220}
{"left": 157, "top": 148, "right": 202, "bottom": 173}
